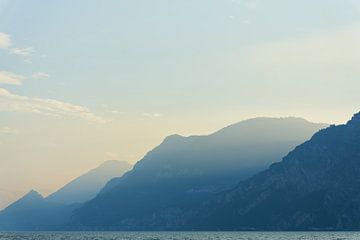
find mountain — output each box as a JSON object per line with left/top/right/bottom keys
{"left": 0, "top": 190, "right": 22, "bottom": 211}
{"left": 47, "top": 160, "right": 132, "bottom": 205}
{"left": 69, "top": 117, "right": 327, "bottom": 230}
{"left": 190, "top": 112, "right": 360, "bottom": 230}
{"left": 0, "top": 190, "right": 75, "bottom": 230}
{"left": 0, "top": 160, "right": 132, "bottom": 231}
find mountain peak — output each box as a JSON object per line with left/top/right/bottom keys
{"left": 4, "top": 190, "right": 44, "bottom": 210}
{"left": 20, "top": 190, "right": 44, "bottom": 203}
{"left": 25, "top": 190, "right": 43, "bottom": 199}
{"left": 162, "top": 134, "right": 185, "bottom": 143}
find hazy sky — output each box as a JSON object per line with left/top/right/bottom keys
{"left": 1, "top": 0, "right": 360, "bottom": 209}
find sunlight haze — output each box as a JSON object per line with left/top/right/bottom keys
{"left": 0, "top": 0, "right": 360, "bottom": 209}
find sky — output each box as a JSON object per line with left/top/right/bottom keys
{"left": 0, "top": 0, "right": 360, "bottom": 209}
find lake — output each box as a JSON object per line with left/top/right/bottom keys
{"left": 0, "top": 232, "right": 359, "bottom": 240}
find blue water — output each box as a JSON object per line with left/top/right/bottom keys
{"left": 0, "top": 232, "right": 359, "bottom": 240}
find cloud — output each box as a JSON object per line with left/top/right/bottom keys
{"left": 101, "top": 104, "right": 123, "bottom": 114}
{"left": 0, "top": 32, "right": 10, "bottom": 49}
{"left": 0, "top": 71, "right": 25, "bottom": 85}
{"left": 9, "top": 47, "right": 34, "bottom": 56}
{"left": 32, "top": 72, "right": 49, "bottom": 79}
{"left": 142, "top": 112, "right": 162, "bottom": 118}
{"left": 108, "top": 110, "right": 122, "bottom": 114}
{"left": 0, "top": 88, "right": 109, "bottom": 123}
{"left": 0, "top": 127, "right": 19, "bottom": 135}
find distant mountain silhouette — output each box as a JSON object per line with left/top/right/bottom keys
{"left": 47, "top": 160, "right": 132, "bottom": 205}
{"left": 70, "top": 117, "right": 326, "bottom": 230}
{"left": 190, "top": 112, "right": 360, "bottom": 230}
{"left": 0, "top": 161, "right": 131, "bottom": 231}
{"left": 0, "top": 190, "right": 76, "bottom": 230}
{"left": 0, "top": 190, "right": 21, "bottom": 211}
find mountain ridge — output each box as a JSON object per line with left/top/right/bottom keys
{"left": 46, "top": 160, "right": 132, "bottom": 204}
{"left": 0, "top": 160, "right": 132, "bottom": 231}
{"left": 188, "top": 112, "right": 360, "bottom": 230}
{"left": 69, "top": 117, "right": 327, "bottom": 230}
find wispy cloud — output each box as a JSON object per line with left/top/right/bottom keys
{"left": 0, "top": 32, "right": 11, "bottom": 49}
{"left": 9, "top": 47, "right": 34, "bottom": 56}
{"left": 142, "top": 112, "right": 162, "bottom": 118}
{"left": 108, "top": 110, "right": 122, "bottom": 114}
{"left": 0, "top": 127, "right": 19, "bottom": 135}
{"left": 0, "top": 71, "right": 25, "bottom": 85}
{"left": 0, "top": 88, "right": 109, "bottom": 123}
{"left": 101, "top": 104, "right": 123, "bottom": 114}
{"left": 32, "top": 72, "right": 49, "bottom": 79}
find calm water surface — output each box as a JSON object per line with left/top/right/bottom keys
{"left": 0, "top": 232, "right": 359, "bottom": 240}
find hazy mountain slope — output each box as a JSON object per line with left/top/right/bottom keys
{"left": 0, "top": 190, "right": 75, "bottom": 231}
{"left": 47, "top": 160, "right": 132, "bottom": 204}
{"left": 70, "top": 117, "right": 327, "bottom": 230}
{"left": 0, "top": 161, "right": 132, "bottom": 231}
{"left": 0, "top": 190, "right": 22, "bottom": 211}
{"left": 191, "top": 112, "right": 360, "bottom": 230}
